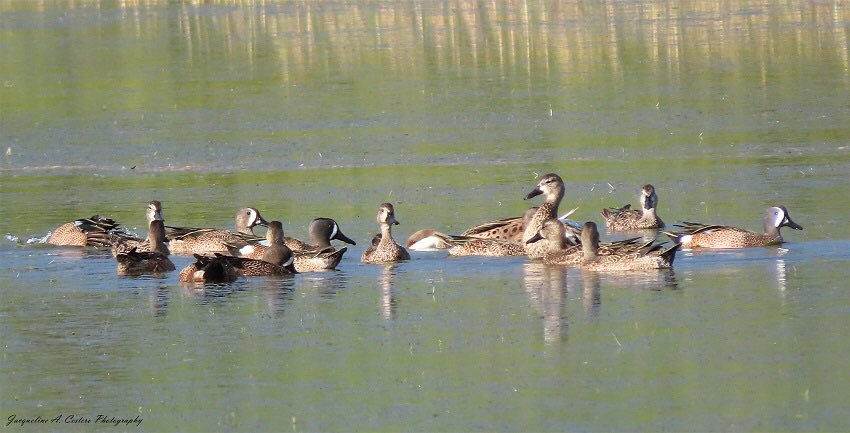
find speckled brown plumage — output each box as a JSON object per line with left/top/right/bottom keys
{"left": 232, "top": 218, "right": 354, "bottom": 271}
{"left": 47, "top": 216, "right": 125, "bottom": 247}
{"left": 362, "top": 203, "right": 410, "bottom": 264}
{"left": 579, "top": 222, "right": 678, "bottom": 271}
{"left": 663, "top": 206, "right": 803, "bottom": 249}
{"left": 166, "top": 207, "right": 268, "bottom": 255}
{"left": 178, "top": 254, "right": 238, "bottom": 283}
{"left": 115, "top": 220, "right": 175, "bottom": 275}
{"left": 522, "top": 174, "right": 566, "bottom": 259}
{"left": 602, "top": 184, "right": 664, "bottom": 231}
{"left": 527, "top": 219, "right": 646, "bottom": 265}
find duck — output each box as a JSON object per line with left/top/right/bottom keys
{"left": 601, "top": 184, "right": 665, "bottom": 230}
{"left": 166, "top": 207, "right": 269, "bottom": 255}
{"left": 282, "top": 218, "right": 357, "bottom": 252}
{"left": 46, "top": 215, "right": 125, "bottom": 247}
{"left": 109, "top": 201, "right": 165, "bottom": 254}
{"left": 415, "top": 232, "right": 525, "bottom": 257}
{"left": 663, "top": 206, "right": 803, "bottom": 249}
{"left": 178, "top": 254, "right": 239, "bottom": 283}
{"left": 46, "top": 200, "right": 162, "bottom": 247}
{"left": 526, "top": 219, "right": 646, "bottom": 265}
{"left": 115, "top": 220, "right": 175, "bottom": 275}
{"left": 522, "top": 173, "right": 566, "bottom": 259}
{"left": 361, "top": 203, "right": 410, "bottom": 264}
{"left": 227, "top": 219, "right": 351, "bottom": 272}
{"left": 227, "top": 220, "right": 296, "bottom": 276}
{"left": 579, "top": 222, "right": 678, "bottom": 271}
{"left": 407, "top": 207, "right": 581, "bottom": 251}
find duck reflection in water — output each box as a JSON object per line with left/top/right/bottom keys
{"left": 148, "top": 284, "right": 170, "bottom": 317}
{"left": 378, "top": 264, "right": 398, "bottom": 320}
{"left": 522, "top": 262, "right": 568, "bottom": 346}
{"left": 580, "top": 270, "right": 602, "bottom": 319}
{"left": 260, "top": 278, "right": 296, "bottom": 316}
{"left": 301, "top": 271, "right": 349, "bottom": 299}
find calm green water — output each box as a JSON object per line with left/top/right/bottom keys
{"left": 2, "top": 0, "right": 850, "bottom": 431}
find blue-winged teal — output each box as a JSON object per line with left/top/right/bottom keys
{"left": 405, "top": 210, "right": 535, "bottom": 251}
{"left": 361, "top": 203, "right": 410, "bottom": 264}
{"left": 579, "top": 222, "right": 678, "bottom": 271}
{"left": 47, "top": 216, "right": 125, "bottom": 247}
{"left": 522, "top": 173, "right": 566, "bottom": 259}
{"left": 110, "top": 201, "right": 165, "bottom": 254}
{"left": 602, "top": 184, "right": 665, "bottom": 231}
{"left": 411, "top": 231, "right": 525, "bottom": 257}
{"left": 47, "top": 200, "right": 162, "bottom": 247}
{"left": 167, "top": 207, "right": 269, "bottom": 255}
{"left": 409, "top": 204, "right": 581, "bottom": 252}
{"left": 229, "top": 218, "right": 354, "bottom": 272}
{"left": 178, "top": 254, "right": 239, "bottom": 283}
{"left": 283, "top": 218, "right": 357, "bottom": 252}
{"left": 183, "top": 221, "right": 296, "bottom": 278}
{"left": 526, "top": 219, "right": 646, "bottom": 265}
{"left": 407, "top": 229, "right": 452, "bottom": 251}
{"left": 115, "top": 220, "right": 175, "bottom": 275}
{"left": 663, "top": 206, "right": 803, "bottom": 249}
{"left": 459, "top": 213, "right": 528, "bottom": 243}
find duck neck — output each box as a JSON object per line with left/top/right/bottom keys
{"left": 582, "top": 238, "right": 598, "bottom": 261}
{"left": 764, "top": 222, "right": 781, "bottom": 238}
{"left": 237, "top": 225, "right": 254, "bottom": 235}
{"left": 148, "top": 228, "right": 169, "bottom": 256}
{"left": 379, "top": 223, "right": 395, "bottom": 245}
{"left": 540, "top": 193, "right": 561, "bottom": 220}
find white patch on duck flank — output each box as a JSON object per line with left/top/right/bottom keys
{"left": 281, "top": 255, "right": 294, "bottom": 267}
{"left": 408, "top": 235, "right": 443, "bottom": 251}
{"left": 680, "top": 234, "right": 693, "bottom": 247}
{"left": 239, "top": 245, "right": 256, "bottom": 256}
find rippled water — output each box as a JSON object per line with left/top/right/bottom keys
{"left": 2, "top": 1, "right": 850, "bottom": 431}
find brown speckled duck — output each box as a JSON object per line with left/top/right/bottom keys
{"left": 522, "top": 173, "right": 566, "bottom": 259}
{"left": 115, "top": 220, "right": 175, "bottom": 275}
{"left": 181, "top": 221, "right": 296, "bottom": 279}
{"left": 413, "top": 232, "right": 525, "bottom": 257}
{"left": 231, "top": 218, "right": 355, "bottom": 272}
{"left": 602, "top": 184, "right": 664, "bottom": 231}
{"left": 526, "top": 219, "right": 646, "bottom": 265}
{"left": 663, "top": 206, "right": 802, "bottom": 249}
{"left": 579, "top": 222, "right": 678, "bottom": 271}
{"left": 166, "top": 207, "right": 268, "bottom": 255}
{"left": 361, "top": 203, "right": 410, "bottom": 264}
{"left": 178, "top": 254, "right": 239, "bottom": 283}
{"left": 47, "top": 215, "right": 124, "bottom": 247}
{"left": 47, "top": 200, "right": 161, "bottom": 247}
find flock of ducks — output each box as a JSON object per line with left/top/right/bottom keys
{"left": 43, "top": 173, "right": 804, "bottom": 282}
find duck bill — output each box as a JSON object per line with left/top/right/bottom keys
{"left": 525, "top": 232, "right": 544, "bottom": 244}
{"left": 387, "top": 216, "right": 400, "bottom": 226}
{"left": 524, "top": 187, "right": 543, "bottom": 200}
{"left": 255, "top": 215, "right": 270, "bottom": 227}
{"left": 333, "top": 230, "right": 357, "bottom": 245}
{"left": 783, "top": 218, "right": 803, "bottom": 230}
